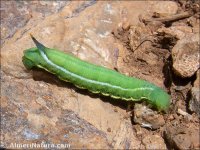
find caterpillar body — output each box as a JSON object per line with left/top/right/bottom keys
{"left": 22, "top": 36, "right": 170, "bottom": 111}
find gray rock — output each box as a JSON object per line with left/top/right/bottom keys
{"left": 172, "top": 33, "right": 200, "bottom": 78}
{"left": 189, "top": 70, "right": 200, "bottom": 117}
{"left": 190, "top": 88, "right": 200, "bottom": 116}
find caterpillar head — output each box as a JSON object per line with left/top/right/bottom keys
{"left": 22, "top": 47, "right": 43, "bottom": 69}
{"left": 149, "top": 87, "right": 171, "bottom": 112}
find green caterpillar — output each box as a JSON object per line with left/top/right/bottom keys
{"left": 22, "top": 36, "right": 170, "bottom": 111}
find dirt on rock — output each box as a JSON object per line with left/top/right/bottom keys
{"left": 1, "top": 0, "right": 200, "bottom": 149}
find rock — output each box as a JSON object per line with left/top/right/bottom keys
{"left": 187, "top": 16, "right": 200, "bottom": 33}
{"left": 133, "top": 104, "right": 165, "bottom": 130}
{"left": 127, "top": 21, "right": 169, "bottom": 88}
{"left": 177, "top": 109, "right": 193, "bottom": 120}
{"left": 190, "top": 88, "right": 200, "bottom": 116}
{"left": 150, "top": 1, "right": 178, "bottom": 16}
{"left": 142, "top": 135, "right": 167, "bottom": 149}
{"left": 157, "top": 25, "right": 193, "bottom": 40}
{"left": 172, "top": 33, "right": 200, "bottom": 78}
{"left": 2, "top": 1, "right": 155, "bottom": 149}
{"left": 189, "top": 70, "right": 200, "bottom": 117}
{"left": 164, "top": 120, "right": 200, "bottom": 149}
{"left": 3, "top": 1, "right": 199, "bottom": 149}
{"left": 0, "top": 1, "right": 69, "bottom": 44}
{"left": 1, "top": 101, "right": 111, "bottom": 149}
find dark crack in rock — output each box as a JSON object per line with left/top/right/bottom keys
{"left": 189, "top": 70, "right": 200, "bottom": 117}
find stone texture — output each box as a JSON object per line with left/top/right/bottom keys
{"left": 0, "top": 1, "right": 70, "bottom": 45}
{"left": 1, "top": 101, "right": 110, "bottom": 149}
{"left": 142, "top": 135, "right": 167, "bottom": 149}
{"left": 189, "top": 70, "right": 200, "bottom": 117}
{"left": 172, "top": 33, "right": 200, "bottom": 78}
{"left": 157, "top": 25, "right": 193, "bottom": 40}
{"left": 164, "top": 120, "right": 200, "bottom": 149}
{"left": 1, "top": 1, "right": 154, "bottom": 149}
{"left": 133, "top": 104, "right": 165, "bottom": 130}
{"left": 1, "top": 1, "right": 199, "bottom": 149}
{"left": 125, "top": 22, "right": 170, "bottom": 88}
{"left": 150, "top": 1, "right": 178, "bottom": 16}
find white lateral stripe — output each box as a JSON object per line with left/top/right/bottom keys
{"left": 40, "top": 50, "right": 154, "bottom": 92}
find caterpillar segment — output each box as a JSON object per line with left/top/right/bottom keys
{"left": 22, "top": 36, "right": 171, "bottom": 112}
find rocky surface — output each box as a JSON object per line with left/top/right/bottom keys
{"left": 150, "top": 1, "right": 178, "bottom": 16}
{"left": 133, "top": 104, "right": 165, "bottom": 130}
{"left": 1, "top": 1, "right": 70, "bottom": 45}
{"left": 1, "top": 1, "right": 149, "bottom": 149}
{"left": 164, "top": 118, "right": 199, "bottom": 149}
{"left": 157, "top": 25, "right": 193, "bottom": 40}
{"left": 172, "top": 33, "right": 199, "bottom": 78}
{"left": 142, "top": 134, "right": 167, "bottom": 149}
{"left": 1, "top": 0, "right": 200, "bottom": 149}
{"left": 189, "top": 69, "right": 200, "bottom": 117}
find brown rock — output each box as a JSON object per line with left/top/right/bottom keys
{"left": 172, "top": 33, "right": 200, "bottom": 78}
{"left": 2, "top": 1, "right": 155, "bottom": 149}
{"left": 142, "top": 134, "right": 167, "bottom": 149}
{"left": 0, "top": 1, "right": 69, "bottom": 44}
{"left": 164, "top": 121, "right": 200, "bottom": 149}
{"left": 3, "top": 1, "right": 198, "bottom": 149}
{"left": 127, "top": 21, "right": 169, "bottom": 88}
{"left": 133, "top": 104, "right": 165, "bottom": 130}
{"left": 1, "top": 102, "right": 110, "bottom": 149}
{"left": 157, "top": 25, "right": 193, "bottom": 39}
{"left": 150, "top": 1, "right": 178, "bottom": 16}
